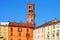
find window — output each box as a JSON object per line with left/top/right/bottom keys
{"left": 3, "top": 39, "right": 6, "bottom": 40}
{"left": 4, "top": 32, "right": 6, "bottom": 36}
{"left": 29, "top": 10, "right": 33, "bottom": 12}
{"left": 38, "top": 30, "right": 40, "bottom": 33}
{"left": 11, "top": 38, "right": 13, "bottom": 40}
{"left": 11, "top": 27, "right": 13, "bottom": 32}
{"left": 4, "top": 26, "right": 6, "bottom": 31}
{"left": 41, "top": 34, "right": 43, "bottom": 37}
{"left": 27, "top": 28, "right": 28, "bottom": 32}
{"left": 53, "top": 25, "right": 55, "bottom": 29}
{"left": 57, "top": 30, "right": 59, "bottom": 36}
{"left": 48, "top": 31, "right": 50, "bottom": 34}
{"left": 0, "top": 27, "right": 1, "bottom": 30}
{"left": 0, "top": 36, "right": 3, "bottom": 38}
{"left": 47, "top": 32, "right": 50, "bottom": 38}
{"left": 48, "top": 27, "right": 49, "bottom": 30}
{"left": 58, "top": 30, "right": 60, "bottom": 33}
{"left": 47, "top": 32, "right": 49, "bottom": 38}
{"left": 11, "top": 33, "right": 13, "bottom": 36}
{"left": 57, "top": 33, "right": 59, "bottom": 36}
{"left": 47, "top": 34, "right": 49, "bottom": 38}
{"left": 42, "top": 29, "right": 43, "bottom": 32}
{"left": 57, "top": 23, "right": 60, "bottom": 27}
{"left": 19, "top": 39, "right": 21, "bottom": 40}
{"left": 29, "top": 6, "right": 31, "bottom": 8}
{"left": 18, "top": 28, "right": 22, "bottom": 32}
{"left": 0, "top": 32, "right": 2, "bottom": 36}
{"left": 19, "top": 33, "right": 21, "bottom": 36}
{"left": 48, "top": 37, "right": 50, "bottom": 40}
{"left": 52, "top": 34, "right": 54, "bottom": 37}
{"left": 52, "top": 31, "right": 55, "bottom": 37}
{"left": 26, "top": 33, "right": 30, "bottom": 38}
{"left": 38, "top": 35, "right": 40, "bottom": 38}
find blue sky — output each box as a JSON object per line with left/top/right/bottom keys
{"left": 0, "top": 0, "right": 60, "bottom": 26}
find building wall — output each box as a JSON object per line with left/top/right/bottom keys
{"left": 8, "top": 27, "right": 18, "bottom": 40}
{"left": 33, "top": 22, "right": 60, "bottom": 40}
{"left": 33, "top": 29, "right": 38, "bottom": 40}
{"left": 8, "top": 26, "right": 33, "bottom": 40}
{"left": 45, "top": 23, "right": 60, "bottom": 40}
{"left": 45, "top": 26, "right": 51, "bottom": 40}
{"left": 0, "top": 22, "right": 9, "bottom": 40}
{"left": 33, "top": 27, "right": 45, "bottom": 40}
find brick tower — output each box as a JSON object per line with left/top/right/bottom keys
{"left": 26, "top": 3, "right": 35, "bottom": 24}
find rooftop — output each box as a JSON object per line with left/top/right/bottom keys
{"left": 38, "top": 18, "right": 60, "bottom": 28}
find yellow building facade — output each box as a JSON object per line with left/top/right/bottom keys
{"left": 0, "top": 22, "right": 9, "bottom": 40}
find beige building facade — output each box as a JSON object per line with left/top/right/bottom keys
{"left": 0, "top": 22, "right": 9, "bottom": 40}
{"left": 44, "top": 18, "right": 60, "bottom": 40}
{"left": 33, "top": 18, "right": 60, "bottom": 40}
{"left": 33, "top": 27, "right": 45, "bottom": 40}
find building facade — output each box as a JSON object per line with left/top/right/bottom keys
{"left": 33, "top": 27, "right": 45, "bottom": 40}
{"left": 44, "top": 18, "right": 60, "bottom": 40}
{"left": 8, "top": 3, "right": 35, "bottom": 40}
{"left": 8, "top": 21, "right": 34, "bottom": 40}
{"left": 33, "top": 18, "right": 60, "bottom": 40}
{"left": 0, "top": 22, "right": 9, "bottom": 40}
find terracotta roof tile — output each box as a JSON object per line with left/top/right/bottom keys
{"left": 9, "top": 21, "right": 35, "bottom": 28}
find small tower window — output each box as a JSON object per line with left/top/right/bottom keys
{"left": 29, "top": 10, "right": 33, "bottom": 12}
{"left": 29, "top": 6, "right": 31, "bottom": 8}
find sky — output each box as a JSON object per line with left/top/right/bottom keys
{"left": 0, "top": 0, "right": 60, "bottom": 26}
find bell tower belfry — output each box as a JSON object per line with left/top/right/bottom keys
{"left": 26, "top": 3, "right": 35, "bottom": 24}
